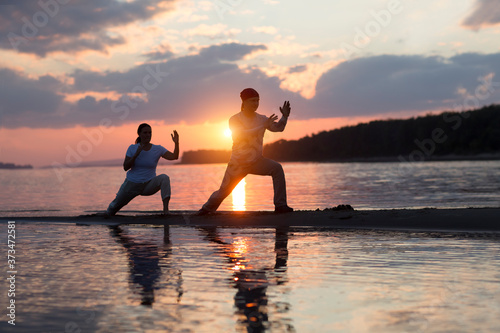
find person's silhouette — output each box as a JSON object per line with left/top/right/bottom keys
{"left": 198, "top": 88, "right": 293, "bottom": 214}
{"left": 106, "top": 123, "right": 179, "bottom": 216}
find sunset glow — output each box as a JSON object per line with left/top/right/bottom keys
{"left": 1, "top": 1, "right": 499, "bottom": 167}
{"left": 2, "top": 2, "right": 500, "bottom": 331}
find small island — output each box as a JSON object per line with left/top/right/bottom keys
{"left": 0, "top": 162, "right": 33, "bottom": 169}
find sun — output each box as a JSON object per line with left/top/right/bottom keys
{"left": 224, "top": 128, "right": 232, "bottom": 138}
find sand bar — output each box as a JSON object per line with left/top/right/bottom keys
{"left": 1, "top": 208, "right": 499, "bottom": 232}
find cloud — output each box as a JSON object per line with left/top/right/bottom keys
{"left": 1, "top": 42, "right": 293, "bottom": 129}
{"left": 0, "top": 68, "right": 66, "bottom": 127}
{"left": 3, "top": 47, "right": 500, "bottom": 129}
{"left": 70, "top": 43, "right": 268, "bottom": 93}
{"left": 311, "top": 53, "right": 500, "bottom": 117}
{"left": 0, "top": 0, "right": 177, "bottom": 57}
{"left": 462, "top": 0, "right": 500, "bottom": 30}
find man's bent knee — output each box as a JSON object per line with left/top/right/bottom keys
{"left": 271, "top": 163, "right": 284, "bottom": 175}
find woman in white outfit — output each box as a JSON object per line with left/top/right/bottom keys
{"left": 106, "top": 123, "right": 179, "bottom": 216}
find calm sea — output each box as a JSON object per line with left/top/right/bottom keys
{"left": 1, "top": 161, "right": 499, "bottom": 216}
{"left": 1, "top": 161, "right": 500, "bottom": 332}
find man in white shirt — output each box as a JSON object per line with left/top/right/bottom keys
{"left": 198, "top": 88, "right": 293, "bottom": 214}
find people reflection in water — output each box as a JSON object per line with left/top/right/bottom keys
{"left": 109, "top": 225, "right": 182, "bottom": 307}
{"left": 198, "top": 226, "right": 290, "bottom": 332}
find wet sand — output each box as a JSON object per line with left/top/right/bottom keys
{"left": 1, "top": 207, "right": 499, "bottom": 232}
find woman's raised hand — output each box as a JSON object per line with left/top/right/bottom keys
{"left": 171, "top": 130, "right": 179, "bottom": 144}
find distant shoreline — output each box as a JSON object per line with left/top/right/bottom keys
{"left": 178, "top": 152, "right": 500, "bottom": 165}
{"left": 0, "top": 162, "right": 33, "bottom": 169}
{"left": 30, "top": 153, "right": 500, "bottom": 169}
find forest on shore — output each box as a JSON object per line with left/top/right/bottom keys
{"left": 180, "top": 105, "right": 500, "bottom": 164}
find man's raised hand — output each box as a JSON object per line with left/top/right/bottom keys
{"left": 279, "top": 101, "right": 291, "bottom": 118}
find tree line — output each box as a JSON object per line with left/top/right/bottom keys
{"left": 181, "top": 149, "right": 231, "bottom": 164}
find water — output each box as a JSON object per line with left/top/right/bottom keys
{"left": 1, "top": 161, "right": 499, "bottom": 332}
{"left": 1, "top": 161, "right": 499, "bottom": 216}
{"left": 1, "top": 223, "right": 499, "bottom": 332}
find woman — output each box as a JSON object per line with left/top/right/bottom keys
{"left": 106, "top": 123, "right": 179, "bottom": 216}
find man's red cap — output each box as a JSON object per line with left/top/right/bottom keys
{"left": 240, "top": 88, "right": 259, "bottom": 101}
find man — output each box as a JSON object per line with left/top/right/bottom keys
{"left": 198, "top": 88, "right": 293, "bottom": 214}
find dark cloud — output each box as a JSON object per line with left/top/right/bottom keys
{"left": 463, "top": 0, "right": 500, "bottom": 29}
{"left": 0, "top": 0, "right": 177, "bottom": 57}
{"left": 0, "top": 68, "right": 65, "bottom": 127}
{"left": 311, "top": 53, "right": 500, "bottom": 117}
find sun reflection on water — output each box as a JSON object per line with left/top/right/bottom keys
{"left": 231, "top": 178, "right": 246, "bottom": 211}
{"left": 230, "top": 237, "right": 249, "bottom": 272}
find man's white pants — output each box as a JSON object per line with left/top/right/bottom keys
{"left": 202, "top": 157, "right": 287, "bottom": 212}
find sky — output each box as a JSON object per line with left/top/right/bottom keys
{"left": 1, "top": 0, "right": 500, "bottom": 167}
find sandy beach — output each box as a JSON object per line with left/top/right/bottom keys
{"left": 2, "top": 207, "right": 499, "bottom": 232}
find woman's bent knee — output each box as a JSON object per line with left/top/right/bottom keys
{"left": 158, "top": 174, "right": 170, "bottom": 183}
